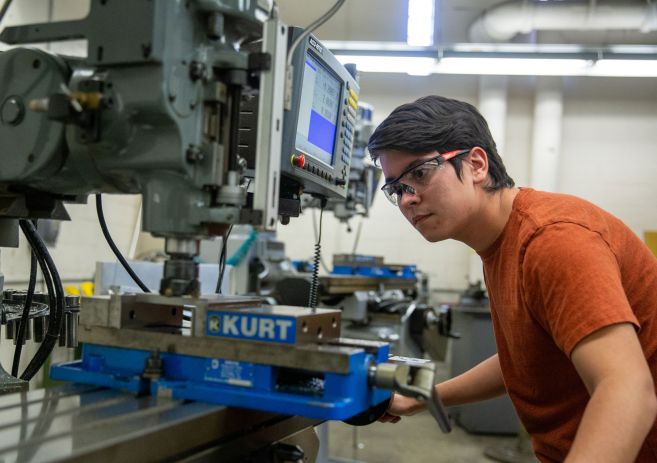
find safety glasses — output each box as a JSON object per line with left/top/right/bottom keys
{"left": 380, "top": 149, "right": 470, "bottom": 206}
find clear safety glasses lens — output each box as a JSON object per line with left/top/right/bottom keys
{"left": 382, "top": 183, "right": 415, "bottom": 206}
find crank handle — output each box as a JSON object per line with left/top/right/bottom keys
{"left": 370, "top": 358, "right": 451, "bottom": 433}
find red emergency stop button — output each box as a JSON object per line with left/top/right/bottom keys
{"left": 291, "top": 154, "right": 306, "bottom": 168}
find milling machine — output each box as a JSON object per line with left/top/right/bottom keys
{"left": 0, "top": 1, "right": 450, "bottom": 461}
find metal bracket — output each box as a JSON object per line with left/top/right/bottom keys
{"left": 253, "top": 18, "right": 287, "bottom": 231}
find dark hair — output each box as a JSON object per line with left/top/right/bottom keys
{"left": 368, "top": 95, "right": 514, "bottom": 192}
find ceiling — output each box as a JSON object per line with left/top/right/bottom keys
{"left": 277, "top": 0, "right": 657, "bottom": 46}
{"left": 3, "top": 0, "right": 655, "bottom": 78}
{"left": 5, "top": 0, "right": 657, "bottom": 47}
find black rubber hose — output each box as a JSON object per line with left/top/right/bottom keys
{"left": 18, "top": 220, "right": 64, "bottom": 381}
{"left": 12, "top": 237, "right": 38, "bottom": 377}
{"left": 96, "top": 194, "right": 150, "bottom": 293}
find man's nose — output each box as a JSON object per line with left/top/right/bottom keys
{"left": 399, "top": 189, "right": 420, "bottom": 208}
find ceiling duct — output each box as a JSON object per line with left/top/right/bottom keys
{"left": 469, "top": 0, "right": 657, "bottom": 42}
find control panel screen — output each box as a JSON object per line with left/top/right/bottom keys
{"left": 295, "top": 51, "right": 342, "bottom": 166}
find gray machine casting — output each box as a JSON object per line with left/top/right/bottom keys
{"left": 0, "top": 0, "right": 285, "bottom": 296}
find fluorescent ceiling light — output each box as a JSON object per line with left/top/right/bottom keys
{"left": 329, "top": 41, "right": 657, "bottom": 77}
{"left": 324, "top": 40, "right": 433, "bottom": 54}
{"left": 407, "top": 0, "right": 435, "bottom": 47}
{"left": 336, "top": 55, "right": 435, "bottom": 76}
{"left": 334, "top": 54, "right": 657, "bottom": 78}
{"left": 451, "top": 43, "right": 592, "bottom": 54}
{"left": 438, "top": 57, "right": 591, "bottom": 76}
{"left": 588, "top": 59, "right": 657, "bottom": 77}
{"left": 439, "top": 57, "right": 657, "bottom": 77}
{"left": 335, "top": 55, "right": 589, "bottom": 76}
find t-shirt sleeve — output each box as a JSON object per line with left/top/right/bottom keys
{"left": 521, "top": 222, "right": 639, "bottom": 357}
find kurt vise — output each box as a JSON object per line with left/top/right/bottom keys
{"left": 50, "top": 294, "right": 451, "bottom": 430}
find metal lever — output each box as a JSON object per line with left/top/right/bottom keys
{"left": 370, "top": 358, "right": 451, "bottom": 433}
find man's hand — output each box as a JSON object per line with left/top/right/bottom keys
{"left": 378, "top": 354, "right": 507, "bottom": 424}
{"left": 378, "top": 393, "right": 425, "bottom": 423}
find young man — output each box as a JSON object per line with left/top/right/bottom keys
{"left": 368, "top": 95, "right": 657, "bottom": 462}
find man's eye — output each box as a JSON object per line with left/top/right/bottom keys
{"left": 411, "top": 167, "right": 427, "bottom": 180}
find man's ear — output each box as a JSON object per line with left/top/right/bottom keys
{"left": 468, "top": 147, "right": 489, "bottom": 186}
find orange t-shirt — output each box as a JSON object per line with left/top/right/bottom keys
{"left": 479, "top": 188, "right": 657, "bottom": 462}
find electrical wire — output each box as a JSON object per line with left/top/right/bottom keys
{"left": 12, "top": 221, "right": 38, "bottom": 377}
{"left": 351, "top": 216, "right": 364, "bottom": 255}
{"left": 284, "top": 0, "right": 347, "bottom": 111}
{"left": 18, "top": 220, "right": 63, "bottom": 381}
{"left": 96, "top": 194, "right": 151, "bottom": 293}
{"left": 286, "top": 0, "right": 347, "bottom": 68}
{"left": 308, "top": 202, "right": 326, "bottom": 309}
{"left": 0, "top": 0, "right": 13, "bottom": 27}
{"left": 216, "top": 225, "right": 233, "bottom": 294}
{"left": 18, "top": 220, "right": 60, "bottom": 380}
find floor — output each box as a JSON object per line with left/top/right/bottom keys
{"left": 323, "top": 360, "right": 538, "bottom": 463}
{"left": 326, "top": 414, "right": 531, "bottom": 463}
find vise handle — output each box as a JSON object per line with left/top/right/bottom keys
{"left": 370, "top": 356, "right": 451, "bottom": 433}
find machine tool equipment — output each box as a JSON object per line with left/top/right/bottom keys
{"left": 230, "top": 243, "right": 458, "bottom": 361}
{"left": 51, "top": 294, "right": 395, "bottom": 421}
{"left": 0, "top": 2, "right": 356, "bottom": 296}
{"left": 0, "top": 383, "right": 323, "bottom": 462}
{"left": 0, "top": 1, "right": 449, "bottom": 460}
{"left": 318, "top": 254, "right": 458, "bottom": 360}
{"left": 2, "top": 290, "right": 80, "bottom": 348}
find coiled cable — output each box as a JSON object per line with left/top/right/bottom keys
{"left": 311, "top": 208, "right": 331, "bottom": 274}
{"left": 308, "top": 200, "right": 326, "bottom": 309}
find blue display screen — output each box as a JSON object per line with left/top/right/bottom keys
{"left": 295, "top": 52, "right": 342, "bottom": 166}
{"left": 308, "top": 110, "right": 337, "bottom": 155}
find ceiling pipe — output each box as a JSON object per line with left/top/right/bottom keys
{"left": 469, "top": 0, "right": 657, "bottom": 42}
